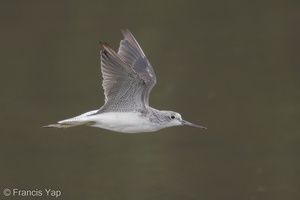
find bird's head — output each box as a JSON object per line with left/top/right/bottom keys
{"left": 158, "top": 110, "right": 207, "bottom": 130}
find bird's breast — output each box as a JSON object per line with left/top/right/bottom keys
{"left": 87, "top": 112, "right": 160, "bottom": 133}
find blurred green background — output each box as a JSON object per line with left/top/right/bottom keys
{"left": 0, "top": 1, "right": 299, "bottom": 200}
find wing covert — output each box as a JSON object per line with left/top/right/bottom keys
{"left": 97, "top": 30, "right": 157, "bottom": 113}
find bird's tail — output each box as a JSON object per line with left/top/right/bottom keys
{"left": 43, "top": 122, "right": 94, "bottom": 129}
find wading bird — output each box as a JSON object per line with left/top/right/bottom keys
{"left": 44, "top": 29, "right": 206, "bottom": 133}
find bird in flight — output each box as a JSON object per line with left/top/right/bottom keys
{"left": 44, "top": 29, "right": 207, "bottom": 133}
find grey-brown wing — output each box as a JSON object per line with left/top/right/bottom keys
{"left": 118, "top": 29, "right": 157, "bottom": 106}
{"left": 97, "top": 30, "right": 157, "bottom": 113}
{"left": 98, "top": 43, "right": 145, "bottom": 112}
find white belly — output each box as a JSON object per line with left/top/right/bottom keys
{"left": 90, "top": 112, "right": 160, "bottom": 133}
{"left": 60, "top": 111, "right": 160, "bottom": 133}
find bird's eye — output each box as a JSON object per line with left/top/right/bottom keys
{"left": 170, "top": 115, "right": 175, "bottom": 119}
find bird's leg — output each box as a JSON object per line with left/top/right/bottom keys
{"left": 43, "top": 122, "right": 94, "bottom": 129}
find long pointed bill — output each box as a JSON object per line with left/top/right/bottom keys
{"left": 181, "top": 120, "right": 207, "bottom": 129}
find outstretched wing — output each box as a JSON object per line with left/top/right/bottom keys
{"left": 97, "top": 29, "right": 157, "bottom": 113}
{"left": 118, "top": 29, "right": 156, "bottom": 105}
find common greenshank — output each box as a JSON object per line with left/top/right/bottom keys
{"left": 44, "top": 29, "right": 207, "bottom": 133}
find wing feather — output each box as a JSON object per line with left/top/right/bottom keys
{"left": 97, "top": 30, "right": 157, "bottom": 113}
